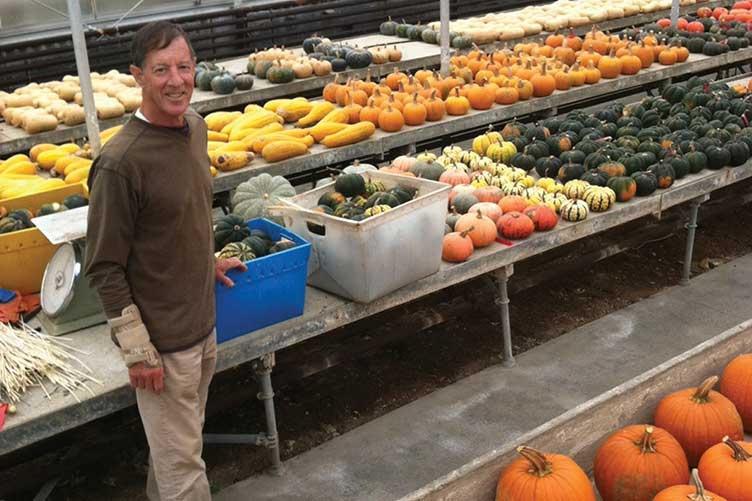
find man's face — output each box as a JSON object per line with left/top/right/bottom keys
{"left": 131, "top": 36, "right": 195, "bottom": 123}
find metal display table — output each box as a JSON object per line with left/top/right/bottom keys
{"left": 2, "top": 162, "right": 751, "bottom": 467}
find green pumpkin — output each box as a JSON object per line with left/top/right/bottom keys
{"left": 631, "top": 171, "right": 658, "bottom": 196}
{"left": 267, "top": 64, "right": 295, "bottom": 84}
{"left": 580, "top": 170, "right": 609, "bottom": 187}
{"left": 535, "top": 156, "right": 562, "bottom": 178}
{"left": 510, "top": 152, "right": 536, "bottom": 171}
{"left": 218, "top": 242, "right": 255, "bottom": 261}
{"left": 318, "top": 191, "right": 346, "bottom": 209}
{"left": 703, "top": 41, "right": 726, "bottom": 56}
{"left": 365, "top": 192, "right": 400, "bottom": 208}
{"left": 389, "top": 186, "right": 416, "bottom": 204}
{"left": 452, "top": 193, "right": 479, "bottom": 214}
{"left": 606, "top": 176, "right": 637, "bottom": 202}
{"left": 412, "top": 161, "right": 445, "bottom": 181}
{"left": 726, "top": 141, "right": 750, "bottom": 166}
{"left": 0, "top": 217, "right": 24, "bottom": 234}
{"left": 379, "top": 17, "right": 398, "bottom": 35}
{"left": 584, "top": 152, "right": 610, "bottom": 170}
{"left": 557, "top": 162, "right": 585, "bottom": 183}
{"left": 620, "top": 155, "right": 645, "bottom": 175}
{"left": 36, "top": 202, "right": 67, "bottom": 217}
{"left": 214, "top": 214, "right": 251, "bottom": 251}
{"left": 648, "top": 162, "right": 676, "bottom": 189}
{"left": 211, "top": 73, "right": 236, "bottom": 95}
{"left": 63, "top": 194, "right": 88, "bottom": 209}
{"left": 687, "top": 37, "right": 706, "bottom": 54}
{"left": 333, "top": 201, "right": 365, "bottom": 219}
{"left": 684, "top": 150, "right": 708, "bottom": 173}
{"left": 406, "top": 23, "right": 427, "bottom": 40}
{"left": 421, "top": 29, "right": 438, "bottom": 44}
{"left": 395, "top": 23, "right": 413, "bottom": 38}
{"left": 705, "top": 145, "right": 731, "bottom": 169}
{"left": 234, "top": 74, "right": 254, "bottom": 91}
{"left": 350, "top": 195, "right": 369, "bottom": 208}
{"left": 667, "top": 156, "right": 690, "bottom": 179}
{"left": 451, "top": 35, "right": 473, "bottom": 49}
{"left": 560, "top": 150, "right": 586, "bottom": 165}
{"left": 345, "top": 49, "right": 373, "bottom": 69}
{"left": 196, "top": 70, "right": 221, "bottom": 91}
{"left": 334, "top": 174, "right": 366, "bottom": 197}
{"left": 662, "top": 84, "right": 688, "bottom": 104}
{"left": 242, "top": 235, "right": 271, "bottom": 257}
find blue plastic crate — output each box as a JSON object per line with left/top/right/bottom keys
{"left": 215, "top": 218, "right": 311, "bottom": 344}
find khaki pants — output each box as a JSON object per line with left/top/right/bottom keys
{"left": 136, "top": 331, "right": 217, "bottom": 501}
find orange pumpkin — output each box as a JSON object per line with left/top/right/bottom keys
{"left": 698, "top": 438, "right": 752, "bottom": 501}
{"left": 390, "top": 155, "right": 415, "bottom": 172}
{"left": 370, "top": 87, "right": 388, "bottom": 107}
{"left": 425, "top": 90, "right": 446, "bottom": 121}
{"left": 598, "top": 49, "right": 623, "bottom": 79}
{"left": 594, "top": 425, "right": 689, "bottom": 501}
{"left": 378, "top": 105, "right": 404, "bottom": 132}
{"left": 654, "top": 375, "right": 744, "bottom": 466}
{"left": 342, "top": 95, "right": 362, "bottom": 124}
{"left": 497, "top": 211, "right": 534, "bottom": 239}
{"left": 554, "top": 67, "right": 571, "bottom": 91}
{"left": 385, "top": 67, "right": 408, "bottom": 90}
{"left": 499, "top": 195, "right": 529, "bottom": 214}
{"left": 455, "top": 210, "right": 497, "bottom": 247}
{"left": 720, "top": 354, "right": 752, "bottom": 431}
{"left": 359, "top": 98, "right": 381, "bottom": 126}
{"left": 565, "top": 30, "right": 583, "bottom": 52}
{"left": 569, "top": 63, "right": 587, "bottom": 87}
{"left": 474, "top": 186, "right": 504, "bottom": 204}
{"left": 545, "top": 32, "right": 565, "bottom": 48}
{"left": 658, "top": 48, "right": 678, "bottom": 66}
{"left": 531, "top": 63, "right": 556, "bottom": 97}
{"left": 467, "top": 83, "right": 496, "bottom": 110}
{"left": 355, "top": 70, "right": 377, "bottom": 96}
{"left": 402, "top": 93, "right": 427, "bottom": 126}
{"left": 620, "top": 54, "right": 642, "bottom": 75}
{"left": 516, "top": 80, "right": 534, "bottom": 100}
{"left": 323, "top": 74, "right": 342, "bottom": 103}
{"left": 524, "top": 205, "right": 558, "bottom": 231}
{"left": 495, "top": 86, "right": 519, "bottom": 105}
{"left": 442, "top": 229, "right": 474, "bottom": 262}
{"left": 653, "top": 469, "right": 728, "bottom": 501}
{"left": 584, "top": 62, "right": 601, "bottom": 84}
{"left": 554, "top": 46, "right": 576, "bottom": 66}
{"left": 633, "top": 42, "right": 655, "bottom": 68}
{"left": 438, "top": 167, "right": 470, "bottom": 187}
{"left": 496, "top": 446, "right": 596, "bottom": 501}
{"left": 671, "top": 46, "right": 689, "bottom": 63}
{"left": 445, "top": 88, "right": 470, "bottom": 116}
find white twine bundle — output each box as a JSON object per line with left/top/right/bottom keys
{"left": 0, "top": 322, "right": 102, "bottom": 404}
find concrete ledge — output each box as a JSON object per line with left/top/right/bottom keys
{"left": 404, "top": 320, "right": 752, "bottom": 501}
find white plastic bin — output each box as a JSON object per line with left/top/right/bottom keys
{"left": 274, "top": 171, "right": 450, "bottom": 303}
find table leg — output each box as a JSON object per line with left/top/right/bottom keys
{"left": 680, "top": 195, "right": 708, "bottom": 286}
{"left": 493, "top": 265, "right": 515, "bottom": 368}
{"left": 253, "top": 353, "right": 282, "bottom": 476}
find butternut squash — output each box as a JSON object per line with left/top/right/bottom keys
{"left": 261, "top": 141, "right": 309, "bottom": 163}
{"left": 321, "top": 122, "right": 376, "bottom": 148}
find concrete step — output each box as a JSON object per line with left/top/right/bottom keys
{"left": 215, "top": 254, "right": 752, "bottom": 501}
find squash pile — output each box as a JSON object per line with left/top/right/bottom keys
{"left": 496, "top": 352, "right": 752, "bottom": 501}
{"left": 195, "top": 61, "right": 255, "bottom": 95}
{"left": 300, "top": 36, "right": 401, "bottom": 71}
{"left": 384, "top": 0, "right": 712, "bottom": 46}
{"left": 214, "top": 215, "right": 296, "bottom": 260}
{"left": 0, "top": 70, "right": 138, "bottom": 134}
{"left": 310, "top": 172, "right": 417, "bottom": 225}
{"left": 0, "top": 194, "right": 87, "bottom": 235}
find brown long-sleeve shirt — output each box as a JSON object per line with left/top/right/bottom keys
{"left": 84, "top": 109, "right": 215, "bottom": 352}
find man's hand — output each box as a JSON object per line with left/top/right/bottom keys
{"left": 129, "top": 362, "right": 165, "bottom": 394}
{"left": 215, "top": 257, "right": 248, "bottom": 287}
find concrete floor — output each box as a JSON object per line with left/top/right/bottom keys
{"left": 216, "top": 253, "right": 752, "bottom": 501}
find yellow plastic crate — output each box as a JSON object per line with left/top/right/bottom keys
{"left": 1, "top": 183, "right": 87, "bottom": 294}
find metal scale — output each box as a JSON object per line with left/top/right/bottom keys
{"left": 37, "top": 240, "right": 106, "bottom": 336}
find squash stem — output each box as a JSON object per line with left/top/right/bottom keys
{"left": 689, "top": 468, "right": 714, "bottom": 501}
{"left": 637, "top": 426, "right": 656, "bottom": 454}
{"left": 692, "top": 375, "right": 719, "bottom": 403}
{"left": 516, "top": 446, "right": 552, "bottom": 477}
{"left": 723, "top": 436, "right": 752, "bottom": 462}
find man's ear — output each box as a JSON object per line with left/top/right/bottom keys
{"left": 130, "top": 65, "right": 144, "bottom": 86}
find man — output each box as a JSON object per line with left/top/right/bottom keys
{"left": 85, "top": 21, "right": 245, "bottom": 501}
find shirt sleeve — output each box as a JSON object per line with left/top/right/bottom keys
{"left": 84, "top": 158, "right": 139, "bottom": 319}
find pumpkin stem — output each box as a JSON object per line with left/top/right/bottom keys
{"left": 688, "top": 469, "right": 715, "bottom": 501}
{"left": 459, "top": 225, "right": 475, "bottom": 238}
{"left": 723, "top": 436, "right": 752, "bottom": 462}
{"left": 692, "top": 375, "right": 719, "bottom": 403}
{"left": 637, "top": 426, "right": 657, "bottom": 454}
{"left": 516, "top": 446, "right": 553, "bottom": 477}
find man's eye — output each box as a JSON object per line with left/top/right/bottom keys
{"left": 154, "top": 68, "right": 166, "bottom": 74}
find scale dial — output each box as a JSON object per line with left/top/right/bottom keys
{"left": 41, "top": 242, "right": 80, "bottom": 317}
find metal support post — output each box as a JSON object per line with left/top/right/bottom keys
{"left": 439, "top": 0, "right": 450, "bottom": 77}
{"left": 493, "top": 265, "right": 515, "bottom": 367}
{"left": 670, "top": 0, "right": 680, "bottom": 27}
{"left": 254, "top": 353, "right": 282, "bottom": 475}
{"left": 680, "top": 195, "right": 708, "bottom": 286}
{"left": 66, "top": 0, "right": 101, "bottom": 157}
